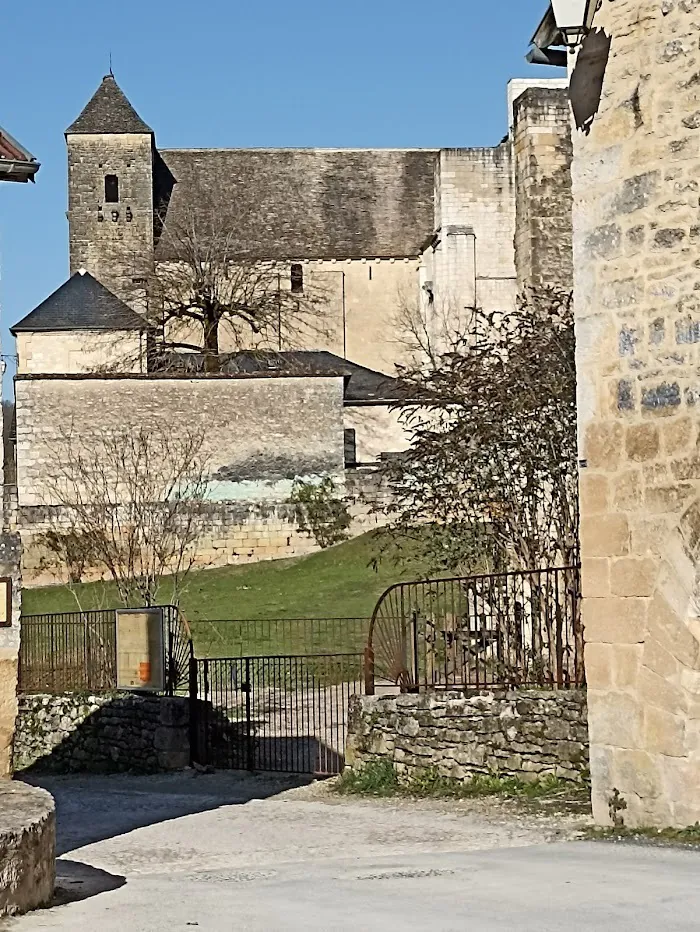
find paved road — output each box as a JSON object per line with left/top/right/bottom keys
{"left": 9, "top": 773, "right": 700, "bottom": 931}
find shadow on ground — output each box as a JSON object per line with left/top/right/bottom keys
{"left": 51, "top": 860, "right": 126, "bottom": 906}
{"left": 21, "top": 770, "right": 315, "bottom": 855}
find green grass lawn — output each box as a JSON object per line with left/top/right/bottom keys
{"left": 21, "top": 530, "right": 427, "bottom": 623}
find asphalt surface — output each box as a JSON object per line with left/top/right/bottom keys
{"left": 8, "top": 772, "right": 700, "bottom": 931}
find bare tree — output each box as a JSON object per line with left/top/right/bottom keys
{"left": 381, "top": 289, "right": 578, "bottom": 575}
{"left": 38, "top": 424, "right": 212, "bottom": 607}
{"left": 147, "top": 207, "right": 331, "bottom": 372}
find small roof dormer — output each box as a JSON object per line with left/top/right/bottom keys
{"left": 65, "top": 74, "right": 153, "bottom": 136}
{"left": 11, "top": 270, "right": 148, "bottom": 335}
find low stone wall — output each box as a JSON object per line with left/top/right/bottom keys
{"left": 346, "top": 690, "right": 589, "bottom": 783}
{"left": 0, "top": 781, "right": 55, "bottom": 916}
{"left": 13, "top": 693, "right": 190, "bottom": 774}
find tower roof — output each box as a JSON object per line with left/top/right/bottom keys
{"left": 66, "top": 75, "right": 153, "bottom": 135}
{"left": 11, "top": 270, "right": 148, "bottom": 334}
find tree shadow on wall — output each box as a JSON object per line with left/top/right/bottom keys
{"left": 570, "top": 28, "right": 612, "bottom": 134}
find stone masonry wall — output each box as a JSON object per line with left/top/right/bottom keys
{"left": 15, "top": 374, "right": 345, "bottom": 508}
{"left": 13, "top": 693, "right": 190, "bottom": 774}
{"left": 67, "top": 132, "right": 154, "bottom": 313}
{"left": 513, "top": 87, "right": 573, "bottom": 294}
{"left": 431, "top": 145, "right": 517, "bottom": 319}
{"left": 0, "top": 782, "right": 55, "bottom": 916}
{"left": 0, "top": 531, "right": 24, "bottom": 776}
{"left": 345, "top": 690, "right": 589, "bottom": 784}
{"left": 573, "top": 0, "right": 700, "bottom": 825}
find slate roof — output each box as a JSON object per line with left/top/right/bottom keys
{"left": 11, "top": 271, "right": 149, "bottom": 334}
{"left": 158, "top": 349, "right": 403, "bottom": 403}
{"left": 66, "top": 75, "right": 153, "bottom": 135}
{"left": 156, "top": 148, "right": 438, "bottom": 260}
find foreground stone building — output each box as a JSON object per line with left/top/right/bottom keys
{"left": 534, "top": 1, "right": 700, "bottom": 825}
{"left": 0, "top": 127, "right": 39, "bottom": 775}
{"left": 12, "top": 74, "right": 574, "bottom": 583}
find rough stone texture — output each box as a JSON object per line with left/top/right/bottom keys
{"left": 0, "top": 781, "right": 55, "bottom": 916}
{"left": 0, "top": 531, "right": 24, "bottom": 776}
{"left": 67, "top": 132, "right": 154, "bottom": 314}
{"left": 13, "top": 693, "right": 190, "bottom": 774}
{"left": 573, "top": 0, "right": 700, "bottom": 825}
{"left": 15, "top": 374, "right": 345, "bottom": 507}
{"left": 345, "top": 690, "right": 589, "bottom": 783}
{"left": 513, "top": 87, "right": 573, "bottom": 293}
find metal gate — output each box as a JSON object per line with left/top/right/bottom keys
{"left": 190, "top": 652, "right": 364, "bottom": 775}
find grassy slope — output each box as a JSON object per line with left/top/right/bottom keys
{"left": 21, "top": 530, "right": 426, "bottom": 621}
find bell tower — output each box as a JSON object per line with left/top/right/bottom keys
{"left": 66, "top": 74, "right": 155, "bottom": 312}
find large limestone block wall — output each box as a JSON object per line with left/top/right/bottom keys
{"left": 513, "top": 87, "right": 573, "bottom": 294}
{"left": 574, "top": 0, "right": 700, "bottom": 825}
{"left": 15, "top": 374, "right": 345, "bottom": 508}
{"left": 16, "top": 330, "right": 145, "bottom": 375}
{"left": 430, "top": 146, "right": 517, "bottom": 317}
{"left": 15, "top": 373, "right": 345, "bottom": 583}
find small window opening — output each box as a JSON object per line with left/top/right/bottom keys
{"left": 291, "top": 263, "right": 304, "bottom": 294}
{"left": 368, "top": 266, "right": 372, "bottom": 281}
{"left": 344, "top": 428, "right": 357, "bottom": 468}
{"left": 105, "top": 174, "right": 119, "bottom": 203}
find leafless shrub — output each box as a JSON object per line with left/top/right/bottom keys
{"left": 40, "top": 424, "right": 212, "bottom": 607}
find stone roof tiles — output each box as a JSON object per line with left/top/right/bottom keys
{"left": 11, "top": 271, "right": 148, "bottom": 333}
{"left": 66, "top": 75, "right": 153, "bottom": 135}
{"left": 156, "top": 148, "right": 438, "bottom": 260}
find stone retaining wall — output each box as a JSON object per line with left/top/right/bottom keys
{"left": 0, "top": 781, "right": 55, "bottom": 916}
{"left": 13, "top": 693, "right": 190, "bottom": 774}
{"left": 346, "top": 690, "right": 589, "bottom": 783}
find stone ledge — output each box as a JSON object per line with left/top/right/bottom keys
{"left": 0, "top": 781, "right": 55, "bottom": 916}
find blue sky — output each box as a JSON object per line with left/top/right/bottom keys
{"left": 1, "top": 0, "right": 553, "bottom": 390}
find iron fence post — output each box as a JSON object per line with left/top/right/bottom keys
{"left": 188, "top": 643, "right": 199, "bottom": 767}
{"left": 244, "top": 657, "right": 254, "bottom": 772}
{"left": 363, "top": 646, "right": 375, "bottom": 696}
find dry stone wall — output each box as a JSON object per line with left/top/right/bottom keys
{"left": 573, "top": 0, "right": 700, "bottom": 826}
{"left": 346, "top": 690, "right": 589, "bottom": 784}
{"left": 14, "top": 693, "right": 190, "bottom": 774}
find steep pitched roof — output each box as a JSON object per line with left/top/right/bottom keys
{"left": 156, "top": 148, "right": 437, "bottom": 260}
{"left": 11, "top": 271, "right": 148, "bottom": 334}
{"left": 66, "top": 75, "right": 153, "bottom": 135}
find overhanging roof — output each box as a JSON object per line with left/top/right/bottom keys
{"left": 0, "top": 126, "right": 40, "bottom": 183}
{"left": 531, "top": 4, "right": 564, "bottom": 50}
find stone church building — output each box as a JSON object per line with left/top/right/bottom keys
{"left": 12, "top": 74, "right": 573, "bottom": 583}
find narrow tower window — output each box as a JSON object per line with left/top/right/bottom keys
{"left": 104, "top": 174, "right": 119, "bottom": 203}
{"left": 291, "top": 263, "right": 304, "bottom": 294}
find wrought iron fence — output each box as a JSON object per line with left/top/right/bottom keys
{"left": 186, "top": 616, "right": 370, "bottom": 659}
{"left": 19, "top": 605, "right": 191, "bottom": 695}
{"left": 190, "top": 652, "right": 365, "bottom": 774}
{"left": 366, "top": 566, "right": 583, "bottom": 693}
